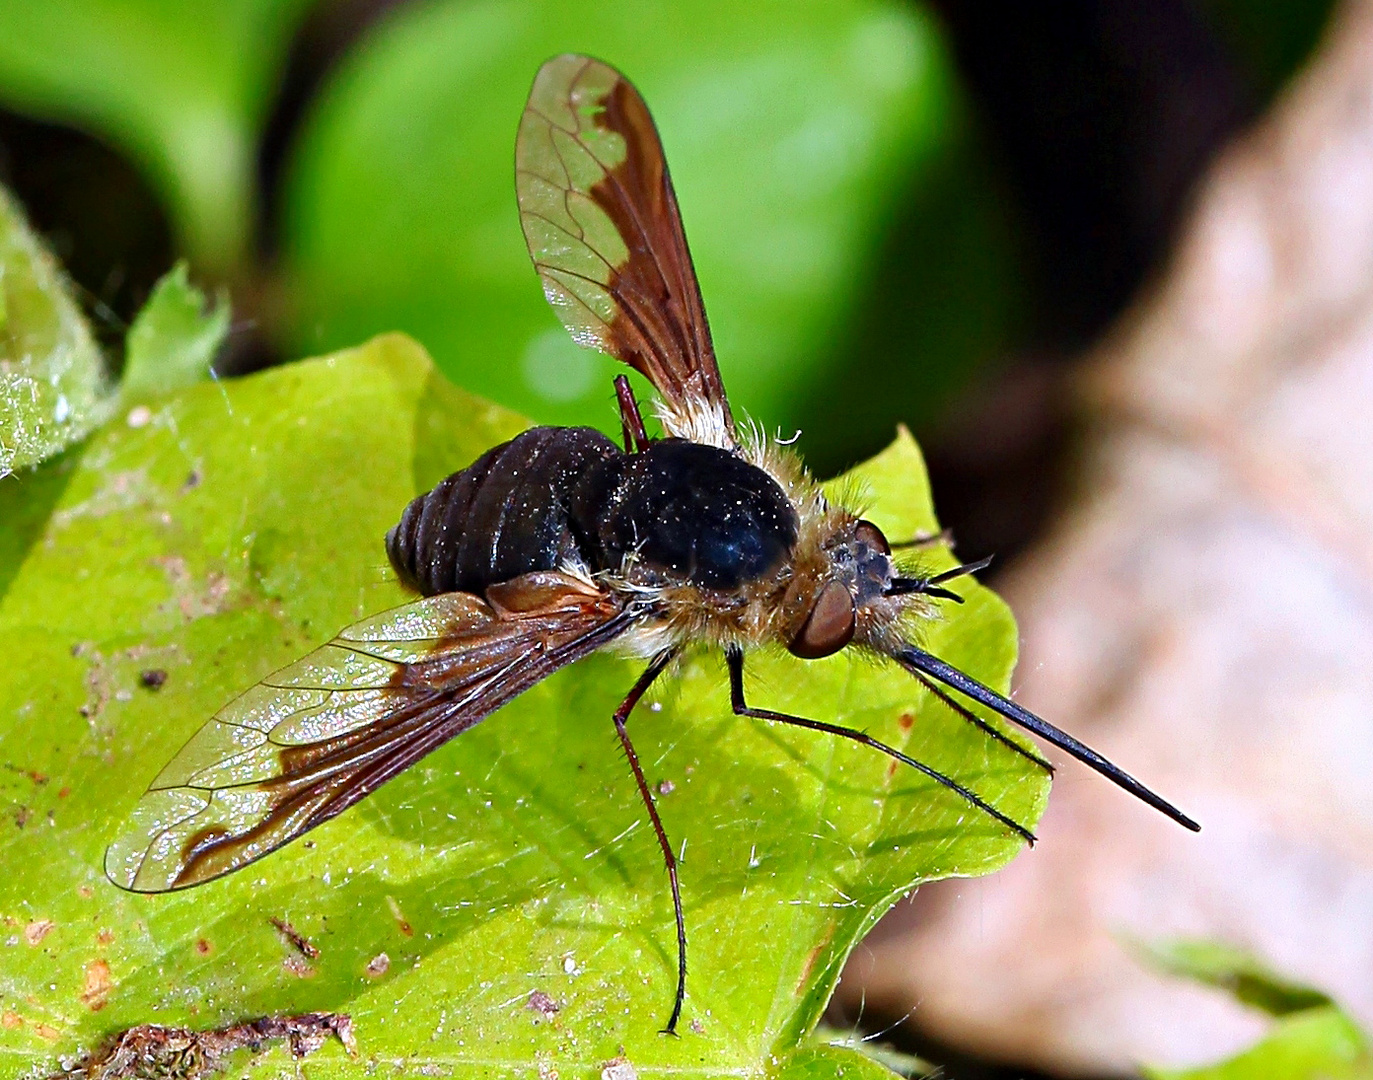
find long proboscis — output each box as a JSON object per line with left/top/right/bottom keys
{"left": 894, "top": 644, "right": 1201, "bottom": 832}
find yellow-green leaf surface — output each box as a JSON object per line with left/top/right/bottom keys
{"left": 0, "top": 335, "right": 1046, "bottom": 1077}
{"left": 0, "top": 185, "right": 108, "bottom": 480}
{"left": 0, "top": 0, "right": 314, "bottom": 271}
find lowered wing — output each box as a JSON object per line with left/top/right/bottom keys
{"left": 106, "top": 572, "right": 633, "bottom": 892}
{"left": 516, "top": 53, "right": 734, "bottom": 446}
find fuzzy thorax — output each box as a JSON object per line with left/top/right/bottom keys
{"left": 603, "top": 424, "right": 936, "bottom": 660}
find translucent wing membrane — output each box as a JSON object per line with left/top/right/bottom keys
{"left": 516, "top": 53, "right": 734, "bottom": 445}
{"left": 106, "top": 573, "right": 631, "bottom": 892}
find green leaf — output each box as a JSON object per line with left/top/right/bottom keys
{"left": 0, "top": 335, "right": 1046, "bottom": 1076}
{"left": 279, "top": 0, "right": 970, "bottom": 437}
{"left": 1139, "top": 944, "right": 1372, "bottom": 1080}
{"left": 120, "top": 261, "right": 230, "bottom": 399}
{"left": 0, "top": 0, "right": 314, "bottom": 271}
{"left": 809, "top": 1027, "right": 933, "bottom": 1078}
{"left": 1144, "top": 1007, "right": 1372, "bottom": 1080}
{"left": 0, "top": 184, "right": 108, "bottom": 479}
{"left": 773, "top": 1042, "right": 915, "bottom": 1079}
{"left": 1195, "top": 0, "right": 1336, "bottom": 99}
{"left": 1136, "top": 938, "right": 1333, "bottom": 1018}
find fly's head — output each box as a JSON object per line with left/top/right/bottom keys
{"left": 782, "top": 517, "right": 980, "bottom": 660}
{"left": 783, "top": 519, "right": 900, "bottom": 659}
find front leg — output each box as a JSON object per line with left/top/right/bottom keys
{"left": 615, "top": 374, "right": 650, "bottom": 453}
{"left": 613, "top": 646, "right": 687, "bottom": 1033}
{"left": 889, "top": 527, "right": 953, "bottom": 550}
{"left": 724, "top": 646, "right": 1034, "bottom": 844}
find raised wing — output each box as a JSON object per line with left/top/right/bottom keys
{"left": 516, "top": 53, "right": 735, "bottom": 447}
{"left": 106, "top": 573, "right": 632, "bottom": 892}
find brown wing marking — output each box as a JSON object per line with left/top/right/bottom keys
{"left": 105, "top": 573, "right": 631, "bottom": 893}
{"left": 516, "top": 53, "right": 734, "bottom": 444}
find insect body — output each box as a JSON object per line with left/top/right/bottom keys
{"left": 106, "top": 54, "right": 1198, "bottom": 1035}
{"left": 387, "top": 431, "right": 797, "bottom": 599}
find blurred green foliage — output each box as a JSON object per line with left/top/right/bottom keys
{"left": 1, "top": 192, "right": 227, "bottom": 476}
{"left": 0, "top": 185, "right": 108, "bottom": 477}
{"left": 0, "top": 0, "right": 1032, "bottom": 475}
{"left": 1197, "top": 0, "right": 1337, "bottom": 97}
{"left": 0, "top": 0, "right": 313, "bottom": 272}
{"left": 1143, "top": 942, "right": 1371, "bottom": 1080}
{"left": 1137, "top": 938, "right": 1334, "bottom": 1018}
{"left": 0, "top": 0, "right": 1337, "bottom": 477}
{"left": 1150, "top": 1010, "right": 1371, "bottom": 1080}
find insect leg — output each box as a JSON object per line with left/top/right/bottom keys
{"left": 612, "top": 646, "right": 686, "bottom": 1033}
{"left": 615, "top": 374, "right": 650, "bottom": 453}
{"left": 889, "top": 527, "right": 953, "bottom": 550}
{"left": 896, "top": 644, "right": 1200, "bottom": 832}
{"left": 909, "top": 670, "right": 1053, "bottom": 774}
{"left": 725, "top": 646, "right": 1035, "bottom": 844}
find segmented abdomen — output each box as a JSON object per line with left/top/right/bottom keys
{"left": 386, "top": 426, "right": 620, "bottom": 596}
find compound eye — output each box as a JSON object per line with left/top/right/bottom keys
{"left": 854, "top": 519, "right": 890, "bottom": 554}
{"left": 788, "top": 579, "right": 856, "bottom": 659}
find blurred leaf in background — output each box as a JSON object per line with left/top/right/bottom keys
{"left": 0, "top": 184, "right": 108, "bottom": 478}
{"left": 0, "top": 328, "right": 1046, "bottom": 1077}
{"left": 1137, "top": 939, "right": 1334, "bottom": 1018}
{"left": 2, "top": 194, "right": 228, "bottom": 481}
{"left": 1143, "top": 942, "right": 1372, "bottom": 1080}
{"left": 1149, "top": 1011, "right": 1372, "bottom": 1080}
{"left": 791, "top": 88, "right": 1027, "bottom": 474}
{"left": 1196, "top": 0, "right": 1336, "bottom": 98}
{"left": 0, "top": 0, "right": 1344, "bottom": 486}
{"left": 277, "top": 0, "right": 1020, "bottom": 457}
{"left": 0, "top": 0, "right": 315, "bottom": 274}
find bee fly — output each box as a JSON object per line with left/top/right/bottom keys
{"left": 106, "top": 54, "right": 1198, "bottom": 1034}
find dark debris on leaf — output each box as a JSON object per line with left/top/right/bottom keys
{"left": 48, "top": 1012, "right": 355, "bottom": 1078}
{"left": 526, "top": 990, "right": 560, "bottom": 1021}
{"left": 269, "top": 917, "right": 319, "bottom": 959}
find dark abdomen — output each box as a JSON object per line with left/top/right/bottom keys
{"left": 386, "top": 426, "right": 620, "bottom": 596}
